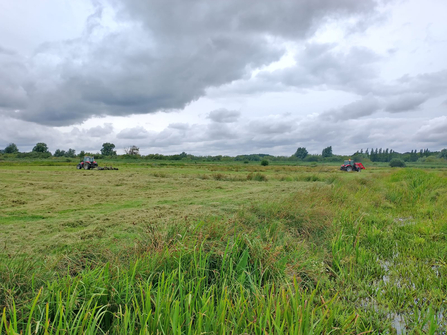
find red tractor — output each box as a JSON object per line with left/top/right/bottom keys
{"left": 340, "top": 159, "right": 365, "bottom": 172}
{"left": 77, "top": 156, "right": 98, "bottom": 170}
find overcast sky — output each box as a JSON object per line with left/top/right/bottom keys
{"left": 1, "top": 0, "right": 446, "bottom": 156}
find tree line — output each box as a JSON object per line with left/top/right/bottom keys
{"left": 1, "top": 142, "right": 446, "bottom": 163}
{"left": 351, "top": 148, "right": 447, "bottom": 163}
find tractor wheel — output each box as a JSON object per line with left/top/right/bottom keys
{"left": 357, "top": 168, "right": 361, "bottom": 172}
{"left": 76, "top": 164, "right": 82, "bottom": 169}
{"left": 84, "top": 163, "right": 90, "bottom": 170}
{"left": 347, "top": 166, "right": 352, "bottom": 172}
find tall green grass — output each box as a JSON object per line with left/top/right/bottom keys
{"left": 1, "top": 239, "right": 369, "bottom": 334}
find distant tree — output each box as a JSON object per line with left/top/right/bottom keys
{"left": 4, "top": 143, "right": 19, "bottom": 154}
{"left": 322, "top": 146, "right": 333, "bottom": 158}
{"left": 78, "top": 150, "right": 85, "bottom": 158}
{"left": 65, "top": 148, "right": 76, "bottom": 158}
{"left": 101, "top": 143, "right": 116, "bottom": 156}
{"left": 294, "top": 147, "right": 308, "bottom": 160}
{"left": 261, "top": 159, "right": 269, "bottom": 166}
{"left": 438, "top": 149, "right": 447, "bottom": 159}
{"left": 410, "top": 150, "right": 418, "bottom": 162}
{"left": 32, "top": 142, "right": 49, "bottom": 153}
{"left": 125, "top": 145, "right": 140, "bottom": 155}
{"left": 54, "top": 149, "right": 65, "bottom": 157}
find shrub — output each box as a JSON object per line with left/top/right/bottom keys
{"left": 261, "top": 160, "right": 269, "bottom": 166}
{"left": 389, "top": 159, "right": 406, "bottom": 167}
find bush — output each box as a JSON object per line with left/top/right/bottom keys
{"left": 261, "top": 160, "right": 269, "bottom": 166}
{"left": 389, "top": 159, "right": 406, "bottom": 167}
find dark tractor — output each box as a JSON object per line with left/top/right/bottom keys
{"left": 340, "top": 159, "right": 365, "bottom": 172}
{"left": 77, "top": 156, "right": 98, "bottom": 170}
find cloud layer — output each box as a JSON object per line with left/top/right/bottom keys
{"left": 0, "top": 0, "right": 381, "bottom": 126}
{"left": 1, "top": 0, "right": 447, "bottom": 155}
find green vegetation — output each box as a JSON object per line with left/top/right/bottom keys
{"left": 54, "top": 149, "right": 76, "bottom": 158}
{"left": 32, "top": 143, "right": 50, "bottom": 153}
{"left": 322, "top": 146, "right": 333, "bottom": 158}
{"left": 390, "top": 158, "right": 406, "bottom": 168}
{"left": 4, "top": 143, "right": 19, "bottom": 154}
{"left": 294, "top": 147, "right": 308, "bottom": 160}
{"left": 101, "top": 143, "right": 117, "bottom": 157}
{"left": 1, "top": 162, "right": 447, "bottom": 333}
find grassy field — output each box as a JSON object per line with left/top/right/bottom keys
{"left": 1, "top": 162, "right": 446, "bottom": 334}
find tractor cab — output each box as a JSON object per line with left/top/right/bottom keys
{"left": 83, "top": 156, "right": 95, "bottom": 163}
{"left": 344, "top": 160, "right": 353, "bottom": 166}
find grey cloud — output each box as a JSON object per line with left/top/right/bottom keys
{"left": 385, "top": 93, "right": 428, "bottom": 112}
{"left": 168, "top": 123, "right": 189, "bottom": 130}
{"left": 117, "top": 0, "right": 379, "bottom": 40}
{"left": 0, "top": 49, "right": 29, "bottom": 109}
{"left": 262, "top": 43, "right": 381, "bottom": 92}
{"left": 204, "top": 123, "right": 238, "bottom": 140}
{"left": 69, "top": 123, "right": 114, "bottom": 138}
{"left": 207, "top": 109, "right": 241, "bottom": 123}
{"left": 387, "top": 48, "right": 398, "bottom": 54}
{"left": 396, "top": 70, "right": 447, "bottom": 97}
{"left": 117, "top": 126, "right": 150, "bottom": 139}
{"left": 0, "top": 0, "right": 383, "bottom": 126}
{"left": 414, "top": 116, "right": 447, "bottom": 145}
{"left": 0, "top": 46, "right": 17, "bottom": 56}
{"left": 248, "top": 119, "right": 294, "bottom": 134}
{"left": 257, "top": 43, "right": 445, "bottom": 119}
{"left": 320, "top": 95, "right": 381, "bottom": 121}
{"left": 209, "top": 47, "right": 447, "bottom": 122}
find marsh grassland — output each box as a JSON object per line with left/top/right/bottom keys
{"left": 1, "top": 163, "right": 446, "bottom": 334}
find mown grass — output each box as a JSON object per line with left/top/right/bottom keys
{"left": 1, "top": 164, "right": 446, "bottom": 334}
